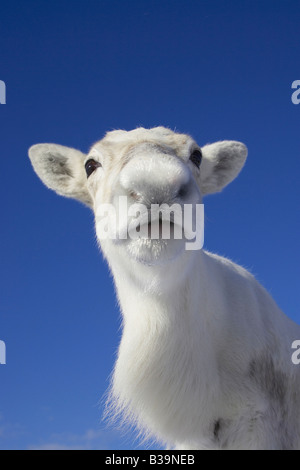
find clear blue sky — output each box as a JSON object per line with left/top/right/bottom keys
{"left": 0, "top": 0, "right": 299, "bottom": 450}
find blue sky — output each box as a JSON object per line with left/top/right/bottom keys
{"left": 0, "top": 0, "right": 299, "bottom": 450}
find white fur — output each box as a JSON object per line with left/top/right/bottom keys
{"left": 29, "top": 127, "right": 300, "bottom": 450}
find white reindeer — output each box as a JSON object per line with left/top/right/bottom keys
{"left": 29, "top": 127, "right": 300, "bottom": 450}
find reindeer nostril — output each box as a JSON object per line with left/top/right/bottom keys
{"left": 177, "top": 183, "right": 189, "bottom": 200}
{"left": 128, "top": 190, "right": 141, "bottom": 201}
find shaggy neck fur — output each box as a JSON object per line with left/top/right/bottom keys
{"left": 108, "top": 249, "right": 223, "bottom": 448}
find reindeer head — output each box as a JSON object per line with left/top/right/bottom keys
{"left": 29, "top": 127, "right": 247, "bottom": 267}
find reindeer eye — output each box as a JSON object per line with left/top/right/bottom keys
{"left": 190, "top": 149, "right": 202, "bottom": 169}
{"left": 85, "top": 159, "right": 101, "bottom": 178}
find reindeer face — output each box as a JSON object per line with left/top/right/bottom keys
{"left": 86, "top": 128, "right": 203, "bottom": 265}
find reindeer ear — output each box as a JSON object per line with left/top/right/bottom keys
{"left": 200, "top": 141, "right": 247, "bottom": 195}
{"left": 28, "top": 143, "right": 92, "bottom": 206}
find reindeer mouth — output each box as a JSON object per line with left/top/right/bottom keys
{"left": 134, "top": 214, "right": 178, "bottom": 240}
